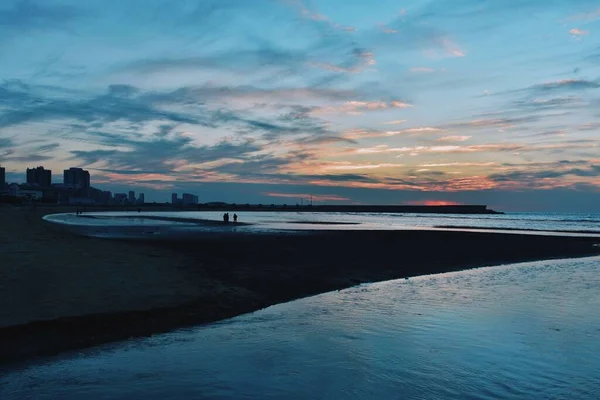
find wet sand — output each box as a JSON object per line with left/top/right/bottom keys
{"left": 1, "top": 205, "right": 599, "bottom": 364}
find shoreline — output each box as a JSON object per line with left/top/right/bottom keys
{"left": 435, "top": 225, "right": 600, "bottom": 235}
{"left": 1, "top": 206, "right": 599, "bottom": 365}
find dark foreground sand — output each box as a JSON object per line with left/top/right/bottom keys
{"left": 1, "top": 205, "right": 599, "bottom": 364}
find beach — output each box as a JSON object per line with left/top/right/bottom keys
{"left": 1, "top": 205, "right": 599, "bottom": 364}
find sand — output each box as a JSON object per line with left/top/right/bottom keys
{"left": 1, "top": 205, "right": 599, "bottom": 364}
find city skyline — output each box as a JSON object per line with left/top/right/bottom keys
{"left": 1, "top": 1, "right": 600, "bottom": 211}
{"left": 1, "top": 164, "right": 150, "bottom": 205}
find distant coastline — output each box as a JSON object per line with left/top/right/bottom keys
{"left": 5, "top": 202, "right": 503, "bottom": 215}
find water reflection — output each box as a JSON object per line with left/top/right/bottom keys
{"left": 2, "top": 257, "right": 600, "bottom": 399}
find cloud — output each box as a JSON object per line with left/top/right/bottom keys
{"left": 263, "top": 192, "right": 350, "bottom": 202}
{"left": 514, "top": 96, "right": 585, "bottom": 110}
{"left": 309, "top": 49, "right": 375, "bottom": 74}
{"left": 121, "top": 48, "right": 306, "bottom": 76}
{"left": 490, "top": 164, "right": 600, "bottom": 183}
{"left": 321, "top": 163, "right": 401, "bottom": 171}
{"left": 436, "top": 135, "right": 471, "bottom": 142}
{"left": 532, "top": 79, "right": 600, "bottom": 92}
{"left": 33, "top": 143, "right": 60, "bottom": 152}
{"left": 299, "top": 136, "right": 357, "bottom": 145}
{"left": 420, "top": 162, "right": 497, "bottom": 167}
{"left": 0, "top": 82, "right": 201, "bottom": 129}
{"left": 569, "top": 28, "right": 590, "bottom": 36}
{"left": 71, "top": 135, "right": 264, "bottom": 173}
{"left": 567, "top": 8, "right": 600, "bottom": 21}
{"left": 310, "top": 100, "right": 412, "bottom": 115}
{"left": 0, "top": 137, "right": 13, "bottom": 148}
{"left": 350, "top": 141, "right": 598, "bottom": 156}
{"left": 409, "top": 67, "right": 436, "bottom": 73}
{"left": 2, "top": 154, "right": 53, "bottom": 163}
{"left": 284, "top": 0, "right": 357, "bottom": 33}
{"left": 344, "top": 127, "right": 440, "bottom": 139}
{"left": 382, "top": 120, "right": 407, "bottom": 125}
{"left": 441, "top": 116, "right": 542, "bottom": 131}
{"left": 0, "top": 0, "right": 80, "bottom": 33}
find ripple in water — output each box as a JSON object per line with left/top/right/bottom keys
{"left": 2, "top": 257, "right": 600, "bottom": 399}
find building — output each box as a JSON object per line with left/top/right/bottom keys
{"left": 26, "top": 166, "right": 51, "bottom": 187}
{"left": 0, "top": 165, "right": 5, "bottom": 188}
{"left": 137, "top": 193, "right": 145, "bottom": 205}
{"left": 182, "top": 193, "right": 199, "bottom": 206}
{"left": 114, "top": 193, "right": 127, "bottom": 205}
{"left": 101, "top": 191, "right": 113, "bottom": 205}
{"left": 63, "top": 167, "right": 90, "bottom": 189}
{"left": 7, "top": 184, "right": 43, "bottom": 200}
{"left": 171, "top": 193, "right": 179, "bottom": 205}
{"left": 128, "top": 190, "right": 136, "bottom": 204}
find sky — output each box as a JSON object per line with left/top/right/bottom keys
{"left": 0, "top": 0, "right": 599, "bottom": 211}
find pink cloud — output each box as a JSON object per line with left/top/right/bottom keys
{"left": 322, "top": 163, "right": 401, "bottom": 171}
{"left": 419, "top": 162, "right": 497, "bottom": 167}
{"left": 286, "top": 0, "right": 357, "bottom": 32}
{"left": 436, "top": 135, "right": 471, "bottom": 142}
{"left": 344, "top": 127, "right": 441, "bottom": 139}
{"left": 310, "top": 50, "right": 375, "bottom": 74}
{"left": 382, "top": 120, "right": 407, "bottom": 125}
{"left": 311, "top": 100, "right": 413, "bottom": 115}
{"left": 570, "top": 28, "right": 590, "bottom": 35}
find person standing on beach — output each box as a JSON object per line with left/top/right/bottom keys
{"left": 233, "top": 213, "right": 238, "bottom": 223}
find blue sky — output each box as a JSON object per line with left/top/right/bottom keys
{"left": 1, "top": 0, "right": 599, "bottom": 211}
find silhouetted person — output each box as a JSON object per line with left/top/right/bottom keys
{"left": 223, "top": 212, "right": 229, "bottom": 223}
{"left": 233, "top": 213, "right": 238, "bottom": 223}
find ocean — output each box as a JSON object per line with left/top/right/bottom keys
{"left": 2, "top": 256, "right": 599, "bottom": 399}
{"left": 44, "top": 211, "right": 600, "bottom": 238}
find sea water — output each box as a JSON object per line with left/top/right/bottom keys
{"left": 44, "top": 211, "right": 600, "bottom": 238}
{"left": 2, "top": 256, "right": 600, "bottom": 399}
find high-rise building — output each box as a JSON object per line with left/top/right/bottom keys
{"left": 128, "top": 190, "right": 135, "bottom": 204}
{"left": 26, "top": 166, "right": 51, "bottom": 187}
{"left": 114, "top": 193, "right": 127, "bottom": 204}
{"left": 171, "top": 193, "right": 179, "bottom": 205}
{"left": 63, "top": 167, "right": 90, "bottom": 189}
{"left": 182, "top": 193, "right": 199, "bottom": 205}
{"left": 0, "top": 165, "right": 5, "bottom": 188}
{"left": 137, "top": 193, "right": 145, "bottom": 205}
